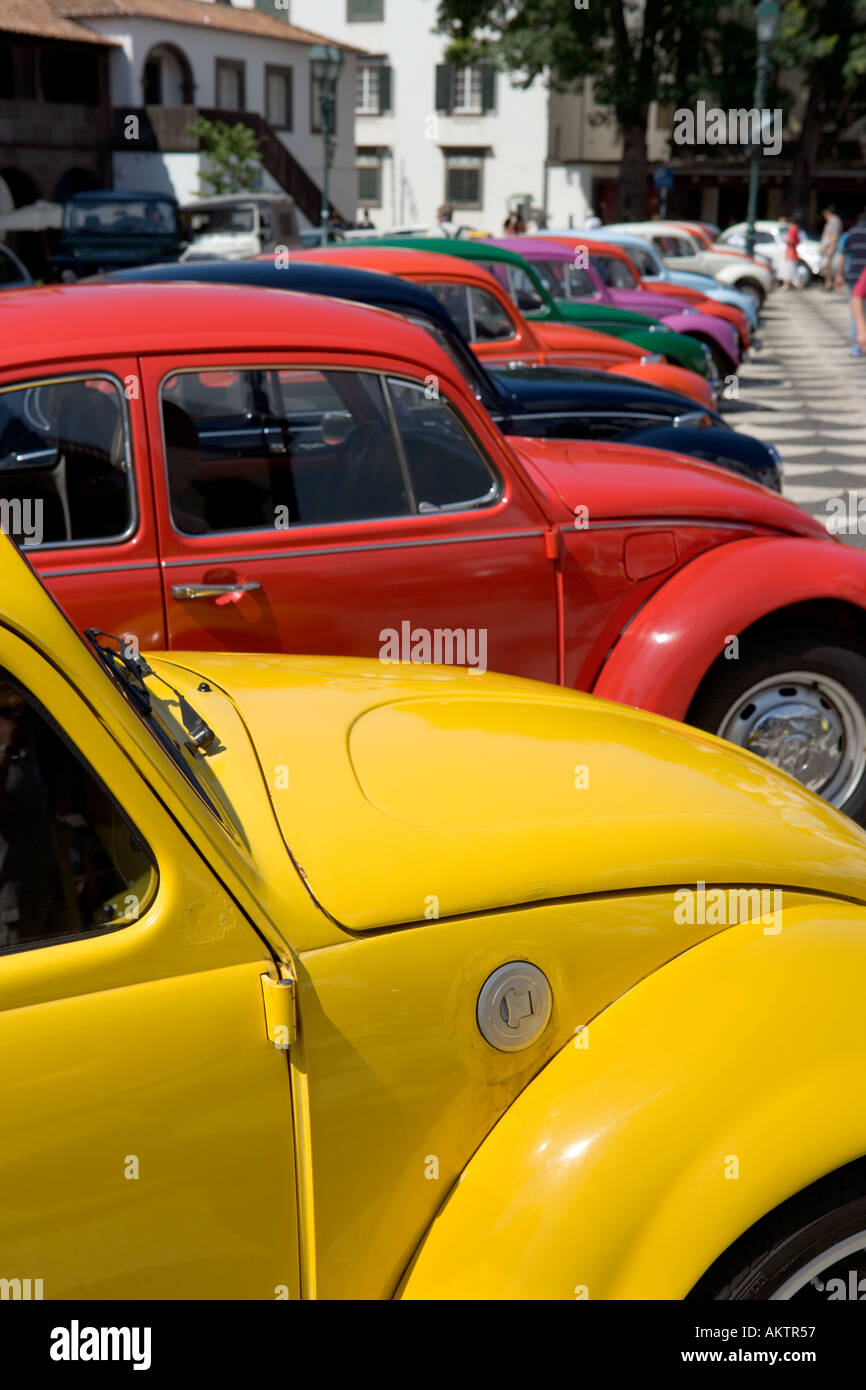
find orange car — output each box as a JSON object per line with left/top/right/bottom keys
{"left": 285, "top": 245, "right": 715, "bottom": 408}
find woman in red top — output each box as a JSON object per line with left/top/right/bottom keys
{"left": 851, "top": 263, "right": 866, "bottom": 352}
{"left": 780, "top": 212, "right": 803, "bottom": 291}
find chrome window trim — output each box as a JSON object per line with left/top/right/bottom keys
{"left": 0, "top": 370, "right": 138, "bottom": 551}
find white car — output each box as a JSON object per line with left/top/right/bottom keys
{"left": 716, "top": 220, "right": 823, "bottom": 286}
{"left": 606, "top": 221, "right": 775, "bottom": 307}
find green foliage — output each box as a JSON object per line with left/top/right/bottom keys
{"left": 188, "top": 117, "right": 263, "bottom": 196}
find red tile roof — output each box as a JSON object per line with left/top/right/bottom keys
{"left": 0, "top": 0, "right": 115, "bottom": 43}
{"left": 57, "top": 0, "right": 366, "bottom": 50}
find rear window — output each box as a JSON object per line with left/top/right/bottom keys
{"left": 0, "top": 375, "right": 134, "bottom": 547}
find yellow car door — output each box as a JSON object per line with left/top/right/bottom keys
{"left": 0, "top": 627, "right": 300, "bottom": 1300}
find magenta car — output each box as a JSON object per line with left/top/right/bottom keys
{"left": 495, "top": 236, "right": 741, "bottom": 376}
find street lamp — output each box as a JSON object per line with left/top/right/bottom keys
{"left": 744, "top": 0, "right": 781, "bottom": 259}
{"left": 310, "top": 44, "right": 344, "bottom": 246}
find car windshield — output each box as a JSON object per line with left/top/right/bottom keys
{"left": 65, "top": 199, "right": 178, "bottom": 235}
{"left": 185, "top": 206, "right": 257, "bottom": 236}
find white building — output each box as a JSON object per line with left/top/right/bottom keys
{"left": 289, "top": 0, "right": 685, "bottom": 232}
{"left": 60, "top": 0, "right": 363, "bottom": 225}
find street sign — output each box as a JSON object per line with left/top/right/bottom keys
{"left": 653, "top": 167, "right": 674, "bottom": 190}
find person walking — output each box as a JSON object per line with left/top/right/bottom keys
{"left": 851, "top": 264, "right": 866, "bottom": 355}
{"left": 843, "top": 209, "right": 866, "bottom": 357}
{"left": 780, "top": 211, "right": 803, "bottom": 291}
{"left": 819, "top": 204, "right": 843, "bottom": 290}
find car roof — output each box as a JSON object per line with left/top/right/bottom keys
{"left": 493, "top": 237, "right": 575, "bottom": 261}
{"left": 67, "top": 189, "right": 174, "bottom": 203}
{"left": 105, "top": 256, "right": 457, "bottom": 324}
{"left": 287, "top": 244, "right": 506, "bottom": 286}
{"left": 358, "top": 237, "right": 536, "bottom": 269}
{"left": 0, "top": 282, "right": 451, "bottom": 376}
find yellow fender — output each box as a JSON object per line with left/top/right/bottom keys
{"left": 400, "top": 897, "right": 866, "bottom": 1300}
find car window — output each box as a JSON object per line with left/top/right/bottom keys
{"left": 591, "top": 255, "right": 637, "bottom": 289}
{"left": 628, "top": 246, "right": 657, "bottom": 276}
{"left": 161, "top": 367, "right": 412, "bottom": 532}
{"left": 0, "top": 376, "right": 134, "bottom": 547}
{"left": 0, "top": 670, "right": 156, "bottom": 954}
{"left": 468, "top": 287, "right": 515, "bottom": 341}
{"left": 505, "top": 266, "right": 546, "bottom": 313}
{"left": 419, "top": 282, "right": 472, "bottom": 337}
{"left": 386, "top": 377, "right": 499, "bottom": 511}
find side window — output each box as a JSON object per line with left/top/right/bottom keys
{"left": 0, "top": 671, "right": 155, "bottom": 953}
{"left": 419, "top": 282, "right": 472, "bottom": 338}
{"left": 161, "top": 367, "right": 412, "bottom": 531}
{"left": 387, "top": 378, "right": 499, "bottom": 511}
{"left": 0, "top": 376, "right": 133, "bottom": 547}
{"left": 467, "top": 288, "right": 515, "bottom": 342}
{"left": 505, "top": 266, "right": 545, "bottom": 313}
{"left": 565, "top": 265, "right": 596, "bottom": 297}
{"left": 602, "top": 258, "right": 638, "bottom": 289}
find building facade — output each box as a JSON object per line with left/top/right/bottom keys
{"left": 0, "top": 0, "right": 361, "bottom": 244}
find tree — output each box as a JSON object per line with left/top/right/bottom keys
{"left": 768, "top": 0, "right": 866, "bottom": 214}
{"left": 188, "top": 117, "right": 262, "bottom": 196}
{"left": 435, "top": 0, "right": 727, "bottom": 220}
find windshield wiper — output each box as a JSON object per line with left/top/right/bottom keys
{"left": 85, "top": 629, "right": 217, "bottom": 755}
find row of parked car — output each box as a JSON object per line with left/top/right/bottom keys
{"left": 3, "top": 213, "right": 866, "bottom": 1303}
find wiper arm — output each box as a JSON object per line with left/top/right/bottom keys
{"left": 85, "top": 629, "right": 217, "bottom": 754}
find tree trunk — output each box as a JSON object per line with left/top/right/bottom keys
{"left": 789, "top": 83, "right": 822, "bottom": 217}
{"left": 617, "top": 114, "right": 649, "bottom": 220}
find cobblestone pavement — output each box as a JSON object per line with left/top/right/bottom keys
{"left": 720, "top": 284, "right": 866, "bottom": 548}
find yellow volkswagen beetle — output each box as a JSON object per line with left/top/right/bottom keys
{"left": 3, "top": 528, "right": 866, "bottom": 1303}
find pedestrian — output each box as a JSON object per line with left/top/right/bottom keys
{"left": 851, "top": 264, "right": 866, "bottom": 356}
{"left": 843, "top": 208, "right": 866, "bottom": 357}
{"left": 819, "top": 204, "right": 843, "bottom": 290}
{"left": 430, "top": 204, "right": 458, "bottom": 238}
{"left": 780, "top": 210, "right": 803, "bottom": 291}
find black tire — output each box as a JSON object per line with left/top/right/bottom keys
{"left": 690, "top": 1162, "right": 866, "bottom": 1300}
{"left": 688, "top": 638, "right": 866, "bottom": 825}
{"left": 733, "top": 278, "right": 765, "bottom": 309}
{"left": 688, "top": 333, "right": 735, "bottom": 379}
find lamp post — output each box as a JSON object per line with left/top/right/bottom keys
{"left": 310, "top": 44, "right": 344, "bottom": 247}
{"left": 744, "top": 0, "right": 781, "bottom": 259}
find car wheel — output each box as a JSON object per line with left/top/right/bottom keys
{"left": 689, "top": 335, "right": 734, "bottom": 378}
{"left": 688, "top": 640, "right": 866, "bottom": 823}
{"left": 689, "top": 1165, "right": 866, "bottom": 1300}
{"left": 733, "top": 279, "right": 764, "bottom": 310}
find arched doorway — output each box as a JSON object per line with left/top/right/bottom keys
{"left": 143, "top": 44, "right": 195, "bottom": 106}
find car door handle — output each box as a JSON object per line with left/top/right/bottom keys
{"left": 171, "top": 582, "right": 262, "bottom": 600}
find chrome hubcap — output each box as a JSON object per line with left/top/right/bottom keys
{"left": 716, "top": 670, "right": 866, "bottom": 807}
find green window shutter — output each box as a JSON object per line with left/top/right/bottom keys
{"left": 379, "top": 64, "right": 392, "bottom": 114}
{"left": 435, "top": 63, "right": 453, "bottom": 113}
{"left": 481, "top": 64, "right": 496, "bottom": 113}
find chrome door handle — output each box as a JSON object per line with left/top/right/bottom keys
{"left": 171, "top": 582, "right": 262, "bottom": 601}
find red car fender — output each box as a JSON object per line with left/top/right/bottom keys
{"left": 591, "top": 535, "right": 866, "bottom": 721}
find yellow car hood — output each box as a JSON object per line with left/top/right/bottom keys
{"left": 155, "top": 655, "right": 866, "bottom": 931}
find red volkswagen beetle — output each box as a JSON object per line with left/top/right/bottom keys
{"left": 3, "top": 281, "right": 866, "bottom": 819}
